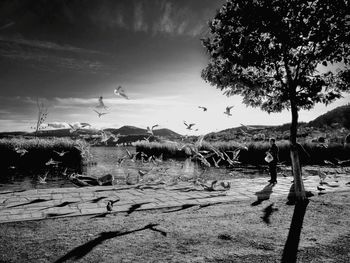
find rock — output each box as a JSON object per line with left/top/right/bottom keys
{"left": 97, "top": 174, "right": 114, "bottom": 186}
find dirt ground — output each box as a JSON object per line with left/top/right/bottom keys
{"left": 0, "top": 191, "right": 349, "bottom": 263}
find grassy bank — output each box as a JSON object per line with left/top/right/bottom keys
{"left": 0, "top": 191, "right": 349, "bottom": 262}
{"left": 0, "top": 137, "right": 89, "bottom": 171}
{"left": 135, "top": 140, "right": 350, "bottom": 166}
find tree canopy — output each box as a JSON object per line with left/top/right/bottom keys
{"left": 202, "top": 0, "right": 350, "bottom": 114}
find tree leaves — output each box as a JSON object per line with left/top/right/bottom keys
{"left": 202, "top": 0, "right": 350, "bottom": 113}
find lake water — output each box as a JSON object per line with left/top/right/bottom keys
{"left": 0, "top": 146, "right": 270, "bottom": 191}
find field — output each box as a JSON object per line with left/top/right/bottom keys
{"left": 0, "top": 191, "right": 349, "bottom": 262}
{"left": 0, "top": 137, "right": 89, "bottom": 171}
{"left": 135, "top": 140, "right": 350, "bottom": 166}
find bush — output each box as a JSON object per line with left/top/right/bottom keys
{"left": 0, "top": 137, "right": 87, "bottom": 171}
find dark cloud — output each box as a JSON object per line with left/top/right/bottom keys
{"left": 0, "top": 0, "right": 224, "bottom": 98}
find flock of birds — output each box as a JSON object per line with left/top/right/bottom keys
{"left": 316, "top": 160, "right": 350, "bottom": 194}
{"left": 91, "top": 86, "right": 128, "bottom": 118}
{"left": 12, "top": 133, "right": 236, "bottom": 191}
{"left": 87, "top": 85, "right": 239, "bottom": 133}
{"left": 13, "top": 146, "right": 72, "bottom": 184}
{"left": 10, "top": 84, "right": 350, "bottom": 217}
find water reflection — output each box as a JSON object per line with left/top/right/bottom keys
{"left": 0, "top": 146, "right": 269, "bottom": 191}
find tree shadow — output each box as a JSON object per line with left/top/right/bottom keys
{"left": 162, "top": 204, "right": 197, "bottom": 213}
{"left": 7, "top": 198, "right": 51, "bottom": 208}
{"left": 125, "top": 202, "right": 150, "bottom": 216}
{"left": 281, "top": 186, "right": 309, "bottom": 263}
{"left": 251, "top": 183, "right": 275, "bottom": 206}
{"left": 54, "top": 223, "right": 166, "bottom": 263}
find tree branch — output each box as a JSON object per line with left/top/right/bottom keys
{"left": 293, "top": 45, "right": 305, "bottom": 81}
{"left": 295, "top": 42, "right": 317, "bottom": 85}
{"left": 274, "top": 61, "right": 286, "bottom": 88}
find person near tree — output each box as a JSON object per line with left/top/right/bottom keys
{"left": 266, "top": 138, "right": 279, "bottom": 184}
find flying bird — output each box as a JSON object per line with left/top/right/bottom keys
{"left": 15, "top": 147, "right": 28, "bottom": 157}
{"left": 224, "top": 151, "right": 241, "bottom": 166}
{"left": 96, "top": 96, "right": 108, "bottom": 109}
{"left": 54, "top": 150, "right": 69, "bottom": 157}
{"left": 147, "top": 124, "right": 159, "bottom": 135}
{"left": 224, "top": 106, "right": 234, "bottom": 116}
{"left": 143, "top": 135, "right": 152, "bottom": 142}
{"left": 152, "top": 154, "right": 163, "bottom": 165}
{"left": 93, "top": 109, "right": 108, "bottom": 118}
{"left": 338, "top": 159, "right": 350, "bottom": 165}
{"left": 68, "top": 123, "right": 89, "bottom": 133}
{"left": 228, "top": 149, "right": 241, "bottom": 161}
{"left": 79, "top": 123, "right": 91, "bottom": 128}
{"left": 62, "top": 168, "right": 68, "bottom": 177}
{"left": 212, "top": 157, "right": 222, "bottom": 168}
{"left": 45, "top": 158, "right": 61, "bottom": 166}
{"left": 100, "top": 131, "right": 110, "bottom": 144}
{"left": 38, "top": 171, "right": 49, "bottom": 184}
{"left": 198, "top": 106, "right": 207, "bottom": 112}
{"left": 110, "top": 133, "right": 120, "bottom": 142}
{"left": 324, "top": 159, "right": 337, "bottom": 166}
{"left": 116, "top": 156, "right": 126, "bottom": 167}
{"left": 184, "top": 121, "right": 195, "bottom": 130}
{"left": 125, "top": 149, "right": 137, "bottom": 162}
{"left": 114, "top": 86, "right": 129, "bottom": 99}
{"left": 318, "top": 169, "right": 327, "bottom": 184}
{"left": 68, "top": 123, "right": 78, "bottom": 133}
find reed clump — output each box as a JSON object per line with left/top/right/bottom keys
{"left": 0, "top": 137, "right": 89, "bottom": 171}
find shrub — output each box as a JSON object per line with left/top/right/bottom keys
{"left": 0, "top": 137, "right": 88, "bottom": 171}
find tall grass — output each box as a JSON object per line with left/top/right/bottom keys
{"left": 135, "top": 141, "right": 185, "bottom": 158}
{"left": 135, "top": 140, "right": 350, "bottom": 166}
{"left": 0, "top": 137, "right": 89, "bottom": 171}
{"left": 0, "top": 137, "right": 77, "bottom": 149}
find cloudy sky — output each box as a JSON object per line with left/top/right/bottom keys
{"left": 0, "top": 0, "right": 349, "bottom": 134}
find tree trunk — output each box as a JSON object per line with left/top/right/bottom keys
{"left": 281, "top": 198, "right": 309, "bottom": 262}
{"left": 290, "top": 101, "right": 306, "bottom": 201}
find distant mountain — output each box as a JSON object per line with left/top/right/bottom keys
{"left": 153, "top": 128, "right": 181, "bottom": 137}
{"left": 0, "top": 131, "right": 27, "bottom": 138}
{"left": 25, "top": 128, "right": 98, "bottom": 137}
{"left": 308, "top": 104, "right": 350, "bottom": 129}
{"left": 104, "top": 126, "right": 147, "bottom": 136}
{"left": 104, "top": 126, "right": 181, "bottom": 138}
{"left": 0, "top": 125, "right": 182, "bottom": 139}
{"left": 204, "top": 105, "right": 350, "bottom": 141}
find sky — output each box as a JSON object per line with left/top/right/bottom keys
{"left": 0, "top": 0, "right": 349, "bottom": 135}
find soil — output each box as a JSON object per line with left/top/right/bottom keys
{"left": 0, "top": 191, "right": 349, "bottom": 263}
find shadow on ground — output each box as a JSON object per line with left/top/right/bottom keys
{"left": 251, "top": 183, "right": 275, "bottom": 206}
{"left": 54, "top": 223, "right": 166, "bottom": 263}
{"left": 281, "top": 184, "right": 310, "bottom": 263}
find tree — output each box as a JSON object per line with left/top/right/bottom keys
{"left": 201, "top": 0, "right": 350, "bottom": 201}
{"left": 34, "top": 98, "right": 48, "bottom": 137}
